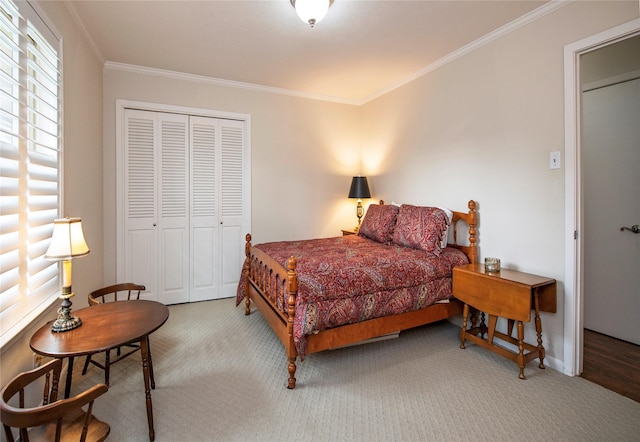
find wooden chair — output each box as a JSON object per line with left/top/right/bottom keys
{"left": 81, "top": 283, "right": 154, "bottom": 388}
{"left": 1, "top": 359, "right": 109, "bottom": 442}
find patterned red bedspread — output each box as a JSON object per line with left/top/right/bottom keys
{"left": 237, "top": 235, "right": 469, "bottom": 359}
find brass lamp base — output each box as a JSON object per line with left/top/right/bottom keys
{"left": 354, "top": 200, "right": 364, "bottom": 232}
{"left": 51, "top": 296, "right": 82, "bottom": 332}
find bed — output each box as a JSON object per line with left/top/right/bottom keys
{"left": 236, "top": 200, "right": 478, "bottom": 388}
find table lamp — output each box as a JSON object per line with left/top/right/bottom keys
{"left": 44, "top": 217, "right": 90, "bottom": 332}
{"left": 348, "top": 176, "right": 371, "bottom": 232}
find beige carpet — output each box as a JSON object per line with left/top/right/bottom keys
{"left": 71, "top": 298, "right": 639, "bottom": 441}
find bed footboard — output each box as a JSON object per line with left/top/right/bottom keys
{"left": 243, "top": 234, "right": 299, "bottom": 388}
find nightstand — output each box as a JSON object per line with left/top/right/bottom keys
{"left": 341, "top": 229, "right": 357, "bottom": 236}
{"left": 453, "top": 263, "right": 557, "bottom": 379}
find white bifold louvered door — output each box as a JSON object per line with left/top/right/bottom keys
{"left": 123, "top": 110, "right": 159, "bottom": 302}
{"left": 219, "top": 119, "right": 246, "bottom": 299}
{"left": 121, "top": 109, "right": 247, "bottom": 304}
{"left": 189, "top": 116, "right": 219, "bottom": 302}
{"left": 158, "top": 113, "right": 190, "bottom": 304}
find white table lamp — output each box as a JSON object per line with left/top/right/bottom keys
{"left": 45, "top": 217, "right": 90, "bottom": 332}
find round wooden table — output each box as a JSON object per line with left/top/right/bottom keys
{"left": 30, "top": 300, "right": 169, "bottom": 441}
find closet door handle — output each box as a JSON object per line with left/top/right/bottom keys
{"left": 620, "top": 224, "right": 639, "bottom": 234}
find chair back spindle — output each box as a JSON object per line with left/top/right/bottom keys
{"left": 1, "top": 359, "right": 109, "bottom": 442}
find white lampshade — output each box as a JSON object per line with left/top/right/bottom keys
{"left": 292, "top": 0, "right": 331, "bottom": 27}
{"left": 45, "top": 217, "right": 90, "bottom": 260}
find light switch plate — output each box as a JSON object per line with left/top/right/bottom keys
{"left": 550, "top": 151, "right": 561, "bottom": 169}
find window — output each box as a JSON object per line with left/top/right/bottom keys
{"left": 0, "top": 0, "right": 61, "bottom": 345}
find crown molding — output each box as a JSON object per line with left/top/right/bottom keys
{"left": 62, "top": 0, "right": 104, "bottom": 64}
{"left": 361, "top": 0, "right": 574, "bottom": 104}
{"left": 102, "top": 0, "right": 572, "bottom": 106}
{"left": 103, "top": 62, "right": 359, "bottom": 106}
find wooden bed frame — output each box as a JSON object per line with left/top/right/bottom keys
{"left": 241, "top": 200, "right": 477, "bottom": 388}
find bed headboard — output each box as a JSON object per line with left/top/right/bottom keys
{"left": 450, "top": 200, "right": 478, "bottom": 263}
{"left": 378, "top": 199, "right": 478, "bottom": 264}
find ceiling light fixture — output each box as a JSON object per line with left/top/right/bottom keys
{"left": 290, "top": 0, "right": 333, "bottom": 28}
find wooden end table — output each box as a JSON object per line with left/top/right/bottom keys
{"left": 30, "top": 300, "right": 169, "bottom": 441}
{"left": 453, "top": 263, "right": 557, "bottom": 379}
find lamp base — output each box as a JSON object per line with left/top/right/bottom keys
{"left": 355, "top": 200, "right": 364, "bottom": 232}
{"left": 51, "top": 297, "right": 82, "bottom": 332}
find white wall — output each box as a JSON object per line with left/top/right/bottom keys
{"left": 0, "top": 0, "right": 103, "bottom": 400}
{"left": 360, "top": 1, "right": 638, "bottom": 370}
{"left": 102, "top": 69, "right": 362, "bottom": 284}
{"left": 3, "top": 1, "right": 637, "bottom": 391}
{"left": 101, "top": 2, "right": 639, "bottom": 372}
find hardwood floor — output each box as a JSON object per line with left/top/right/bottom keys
{"left": 581, "top": 329, "right": 640, "bottom": 403}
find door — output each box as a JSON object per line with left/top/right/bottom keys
{"left": 189, "top": 116, "right": 219, "bottom": 302}
{"left": 582, "top": 51, "right": 640, "bottom": 344}
{"left": 157, "top": 113, "right": 190, "bottom": 304}
{"left": 219, "top": 119, "right": 246, "bottom": 298}
{"left": 123, "top": 110, "right": 190, "bottom": 304}
{"left": 119, "top": 104, "right": 250, "bottom": 304}
{"left": 123, "top": 109, "right": 157, "bottom": 301}
{"left": 188, "top": 117, "right": 246, "bottom": 301}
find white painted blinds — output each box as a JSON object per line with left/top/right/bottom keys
{"left": 0, "top": 0, "right": 61, "bottom": 343}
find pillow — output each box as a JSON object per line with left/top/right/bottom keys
{"left": 392, "top": 205, "right": 451, "bottom": 256}
{"left": 437, "top": 206, "right": 453, "bottom": 249}
{"left": 392, "top": 202, "right": 452, "bottom": 248}
{"left": 358, "top": 204, "right": 399, "bottom": 243}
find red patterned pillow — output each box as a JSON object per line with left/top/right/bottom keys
{"left": 358, "top": 204, "right": 399, "bottom": 243}
{"left": 392, "top": 205, "right": 451, "bottom": 256}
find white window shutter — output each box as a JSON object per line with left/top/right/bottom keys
{"left": 0, "top": 0, "right": 61, "bottom": 343}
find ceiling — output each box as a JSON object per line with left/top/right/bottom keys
{"left": 65, "top": 0, "right": 552, "bottom": 103}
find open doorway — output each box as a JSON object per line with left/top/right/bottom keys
{"left": 563, "top": 19, "right": 639, "bottom": 380}
{"left": 580, "top": 35, "right": 640, "bottom": 402}
{"left": 581, "top": 35, "right": 640, "bottom": 345}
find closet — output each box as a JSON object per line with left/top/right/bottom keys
{"left": 117, "top": 106, "right": 250, "bottom": 304}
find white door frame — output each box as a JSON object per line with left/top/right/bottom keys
{"left": 563, "top": 18, "right": 640, "bottom": 376}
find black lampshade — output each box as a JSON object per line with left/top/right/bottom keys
{"left": 348, "top": 176, "right": 371, "bottom": 199}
